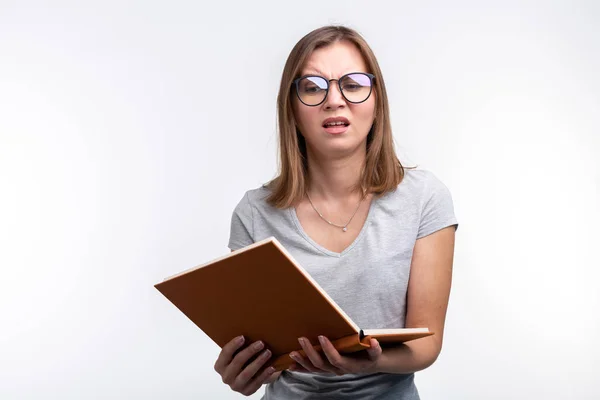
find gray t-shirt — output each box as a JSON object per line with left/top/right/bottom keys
{"left": 228, "top": 168, "right": 459, "bottom": 400}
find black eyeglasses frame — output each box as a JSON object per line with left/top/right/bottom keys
{"left": 292, "top": 72, "right": 376, "bottom": 107}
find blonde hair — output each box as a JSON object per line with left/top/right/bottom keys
{"left": 266, "top": 25, "right": 408, "bottom": 208}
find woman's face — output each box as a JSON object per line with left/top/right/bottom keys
{"left": 293, "top": 40, "right": 376, "bottom": 159}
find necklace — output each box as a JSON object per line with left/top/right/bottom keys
{"left": 306, "top": 190, "right": 366, "bottom": 232}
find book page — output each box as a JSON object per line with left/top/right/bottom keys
{"left": 362, "top": 327, "right": 429, "bottom": 336}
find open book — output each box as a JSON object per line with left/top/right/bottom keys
{"left": 154, "top": 237, "right": 433, "bottom": 371}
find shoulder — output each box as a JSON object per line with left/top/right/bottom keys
{"left": 231, "top": 183, "right": 273, "bottom": 214}
{"left": 388, "top": 167, "right": 453, "bottom": 202}
{"left": 401, "top": 167, "right": 446, "bottom": 190}
{"left": 400, "top": 167, "right": 458, "bottom": 238}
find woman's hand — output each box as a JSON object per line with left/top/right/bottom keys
{"left": 288, "top": 336, "right": 382, "bottom": 376}
{"left": 214, "top": 336, "right": 279, "bottom": 396}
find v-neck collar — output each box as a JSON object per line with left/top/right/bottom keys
{"left": 288, "top": 195, "right": 378, "bottom": 258}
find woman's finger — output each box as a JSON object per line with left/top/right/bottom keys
{"left": 238, "top": 363, "right": 278, "bottom": 396}
{"left": 297, "top": 337, "right": 339, "bottom": 374}
{"left": 222, "top": 340, "right": 266, "bottom": 385}
{"left": 289, "top": 351, "right": 320, "bottom": 373}
{"left": 214, "top": 335, "right": 245, "bottom": 374}
{"left": 318, "top": 336, "right": 346, "bottom": 370}
{"left": 232, "top": 348, "right": 273, "bottom": 390}
{"left": 366, "top": 338, "right": 382, "bottom": 360}
{"left": 288, "top": 363, "right": 311, "bottom": 373}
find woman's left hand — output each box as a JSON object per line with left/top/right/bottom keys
{"left": 288, "top": 336, "right": 382, "bottom": 376}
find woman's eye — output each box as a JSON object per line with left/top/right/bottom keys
{"left": 343, "top": 84, "right": 362, "bottom": 91}
{"left": 304, "top": 86, "right": 322, "bottom": 93}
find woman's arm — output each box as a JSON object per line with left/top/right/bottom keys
{"left": 284, "top": 225, "right": 456, "bottom": 376}
{"left": 372, "top": 225, "right": 456, "bottom": 374}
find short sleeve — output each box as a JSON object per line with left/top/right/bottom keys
{"left": 228, "top": 192, "right": 255, "bottom": 251}
{"left": 417, "top": 172, "right": 459, "bottom": 239}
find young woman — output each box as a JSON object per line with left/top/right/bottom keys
{"left": 213, "top": 25, "right": 458, "bottom": 399}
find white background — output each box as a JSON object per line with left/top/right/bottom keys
{"left": 1, "top": 1, "right": 598, "bottom": 399}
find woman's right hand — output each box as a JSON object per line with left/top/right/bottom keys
{"left": 214, "top": 335, "right": 280, "bottom": 396}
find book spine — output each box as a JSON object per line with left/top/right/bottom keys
{"left": 269, "top": 333, "right": 371, "bottom": 371}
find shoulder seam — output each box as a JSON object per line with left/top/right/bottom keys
{"left": 244, "top": 191, "right": 256, "bottom": 240}
{"left": 418, "top": 170, "right": 433, "bottom": 231}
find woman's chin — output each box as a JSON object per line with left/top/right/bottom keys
{"left": 312, "top": 140, "right": 366, "bottom": 159}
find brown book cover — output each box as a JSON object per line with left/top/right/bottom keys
{"left": 154, "top": 237, "right": 433, "bottom": 371}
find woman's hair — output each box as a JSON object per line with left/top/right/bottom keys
{"left": 265, "top": 25, "right": 408, "bottom": 209}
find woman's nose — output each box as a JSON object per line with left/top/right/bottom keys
{"left": 324, "top": 83, "right": 345, "bottom": 109}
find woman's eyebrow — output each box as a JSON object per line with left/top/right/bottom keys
{"left": 302, "top": 68, "right": 364, "bottom": 78}
{"left": 302, "top": 68, "right": 326, "bottom": 76}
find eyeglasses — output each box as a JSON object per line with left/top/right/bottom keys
{"left": 292, "top": 72, "right": 375, "bottom": 106}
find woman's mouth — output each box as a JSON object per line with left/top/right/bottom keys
{"left": 323, "top": 123, "right": 349, "bottom": 135}
{"left": 322, "top": 118, "right": 350, "bottom": 135}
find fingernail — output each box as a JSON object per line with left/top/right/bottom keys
{"left": 290, "top": 352, "right": 299, "bottom": 360}
{"left": 237, "top": 336, "right": 245, "bottom": 345}
{"left": 262, "top": 349, "right": 271, "bottom": 358}
{"left": 254, "top": 341, "right": 264, "bottom": 350}
{"left": 318, "top": 335, "right": 325, "bottom": 345}
{"left": 298, "top": 337, "right": 304, "bottom": 346}
{"left": 267, "top": 367, "right": 276, "bottom": 374}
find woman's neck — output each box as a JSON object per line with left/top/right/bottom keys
{"left": 305, "top": 149, "right": 365, "bottom": 201}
